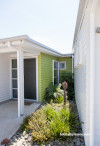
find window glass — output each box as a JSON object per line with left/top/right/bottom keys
{"left": 12, "top": 70, "right": 17, "bottom": 78}
{"left": 12, "top": 79, "right": 17, "bottom": 88}
{"left": 60, "top": 63, "right": 65, "bottom": 68}
{"left": 12, "top": 59, "right": 17, "bottom": 68}
{"left": 54, "top": 61, "right": 59, "bottom": 84}
{"left": 54, "top": 62, "right": 58, "bottom": 70}
{"left": 59, "top": 62, "right": 66, "bottom": 70}
{"left": 13, "top": 89, "right": 18, "bottom": 98}
{"left": 12, "top": 59, "right": 18, "bottom": 98}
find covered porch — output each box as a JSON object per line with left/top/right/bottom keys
{"left": 0, "top": 100, "right": 40, "bottom": 143}
{"left": 0, "top": 35, "right": 40, "bottom": 117}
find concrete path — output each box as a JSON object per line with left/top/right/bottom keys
{"left": 0, "top": 100, "right": 40, "bottom": 144}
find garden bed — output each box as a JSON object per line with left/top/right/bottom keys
{"left": 8, "top": 100, "right": 85, "bottom": 146}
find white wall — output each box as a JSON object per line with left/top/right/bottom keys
{"left": 74, "top": 7, "right": 90, "bottom": 146}
{"left": 93, "top": 3, "right": 100, "bottom": 145}
{"left": 0, "top": 54, "right": 11, "bottom": 102}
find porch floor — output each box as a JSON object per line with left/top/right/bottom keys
{"left": 0, "top": 100, "right": 40, "bottom": 144}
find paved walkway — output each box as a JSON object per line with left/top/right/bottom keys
{"left": 0, "top": 100, "right": 40, "bottom": 144}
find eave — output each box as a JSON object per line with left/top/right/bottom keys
{"left": 0, "top": 35, "right": 73, "bottom": 57}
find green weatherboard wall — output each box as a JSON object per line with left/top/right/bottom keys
{"left": 58, "top": 57, "right": 72, "bottom": 83}
{"left": 38, "top": 53, "right": 72, "bottom": 102}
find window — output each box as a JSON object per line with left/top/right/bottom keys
{"left": 12, "top": 59, "right": 18, "bottom": 98}
{"left": 53, "top": 61, "right": 67, "bottom": 84}
{"left": 59, "top": 62, "right": 66, "bottom": 70}
{"left": 54, "top": 62, "right": 58, "bottom": 70}
{"left": 53, "top": 61, "right": 59, "bottom": 85}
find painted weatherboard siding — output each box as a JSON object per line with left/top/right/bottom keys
{"left": 38, "top": 54, "right": 42, "bottom": 102}
{"left": 38, "top": 54, "right": 72, "bottom": 102}
{"left": 41, "top": 53, "right": 57, "bottom": 99}
{"left": 93, "top": 4, "right": 100, "bottom": 145}
{"left": 58, "top": 57, "right": 72, "bottom": 82}
{"left": 0, "top": 54, "right": 10, "bottom": 102}
{"left": 38, "top": 53, "right": 58, "bottom": 102}
{"left": 74, "top": 8, "right": 90, "bottom": 146}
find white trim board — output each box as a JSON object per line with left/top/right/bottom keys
{"left": 53, "top": 60, "right": 59, "bottom": 85}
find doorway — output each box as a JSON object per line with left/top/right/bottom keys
{"left": 24, "top": 59, "right": 36, "bottom": 100}
{"left": 12, "top": 58, "right": 36, "bottom": 100}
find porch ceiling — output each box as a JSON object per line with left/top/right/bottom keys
{"left": 0, "top": 40, "right": 40, "bottom": 55}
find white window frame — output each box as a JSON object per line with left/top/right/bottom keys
{"left": 59, "top": 62, "right": 66, "bottom": 70}
{"left": 53, "top": 60, "right": 59, "bottom": 85}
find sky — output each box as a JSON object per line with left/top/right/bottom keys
{"left": 0, "top": 0, "right": 79, "bottom": 54}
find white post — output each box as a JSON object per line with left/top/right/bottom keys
{"left": 17, "top": 48, "right": 24, "bottom": 117}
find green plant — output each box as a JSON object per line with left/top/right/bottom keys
{"left": 45, "top": 106, "right": 79, "bottom": 138}
{"left": 20, "top": 116, "right": 31, "bottom": 133}
{"left": 27, "top": 106, "right": 51, "bottom": 142}
{"left": 54, "top": 92, "right": 64, "bottom": 103}
{"left": 22, "top": 104, "right": 80, "bottom": 142}
{"left": 60, "top": 72, "right": 75, "bottom": 100}
{"left": 44, "top": 83, "right": 66, "bottom": 103}
{"left": 44, "top": 82, "right": 57, "bottom": 103}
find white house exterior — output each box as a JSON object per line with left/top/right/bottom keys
{"left": 0, "top": 35, "right": 40, "bottom": 118}
{"left": 73, "top": 0, "right": 100, "bottom": 146}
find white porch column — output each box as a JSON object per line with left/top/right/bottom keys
{"left": 17, "top": 48, "right": 24, "bottom": 117}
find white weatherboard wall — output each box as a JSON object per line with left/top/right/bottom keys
{"left": 0, "top": 54, "right": 10, "bottom": 102}
{"left": 93, "top": 3, "right": 100, "bottom": 145}
{"left": 74, "top": 8, "right": 90, "bottom": 146}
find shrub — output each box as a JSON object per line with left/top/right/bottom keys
{"left": 54, "top": 92, "right": 64, "bottom": 103}
{"left": 44, "top": 83, "right": 66, "bottom": 103}
{"left": 20, "top": 116, "right": 31, "bottom": 133}
{"left": 44, "top": 82, "right": 57, "bottom": 103}
{"left": 60, "top": 72, "right": 75, "bottom": 100}
{"left": 27, "top": 106, "right": 51, "bottom": 142}
{"left": 23, "top": 104, "right": 79, "bottom": 142}
{"left": 45, "top": 106, "right": 78, "bottom": 138}
{"left": 53, "top": 84, "right": 64, "bottom": 103}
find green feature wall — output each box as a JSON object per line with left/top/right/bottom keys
{"left": 38, "top": 53, "right": 72, "bottom": 102}
{"left": 38, "top": 54, "right": 42, "bottom": 102}
{"left": 58, "top": 57, "right": 72, "bottom": 82}
{"left": 38, "top": 53, "right": 58, "bottom": 102}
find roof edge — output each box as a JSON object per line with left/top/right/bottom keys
{"left": 0, "top": 35, "right": 73, "bottom": 57}
{"left": 73, "top": 0, "right": 89, "bottom": 46}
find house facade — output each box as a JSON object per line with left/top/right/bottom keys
{"left": 0, "top": 35, "right": 73, "bottom": 117}
{"left": 73, "top": 0, "right": 100, "bottom": 146}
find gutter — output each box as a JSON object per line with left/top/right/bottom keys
{"left": 26, "top": 35, "right": 62, "bottom": 56}
{"left": 0, "top": 35, "right": 73, "bottom": 57}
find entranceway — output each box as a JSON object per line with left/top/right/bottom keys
{"left": 24, "top": 59, "right": 36, "bottom": 100}
{"left": 12, "top": 58, "right": 36, "bottom": 100}
{"left": 0, "top": 100, "right": 40, "bottom": 143}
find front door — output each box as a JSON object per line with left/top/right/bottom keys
{"left": 12, "top": 58, "right": 36, "bottom": 100}
{"left": 24, "top": 59, "right": 36, "bottom": 100}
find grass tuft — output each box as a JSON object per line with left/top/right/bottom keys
{"left": 20, "top": 102, "right": 80, "bottom": 143}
